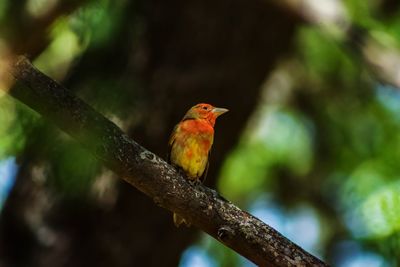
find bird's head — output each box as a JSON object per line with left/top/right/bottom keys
{"left": 183, "top": 103, "right": 228, "bottom": 126}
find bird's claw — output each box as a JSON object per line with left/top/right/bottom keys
{"left": 176, "top": 168, "right": 201, "bottom": 187}
{"left": 189, "top": 179, "right": 201, "bottom": 187}
{"left": 176, "top": 167, "right": 185, "bottom": 176}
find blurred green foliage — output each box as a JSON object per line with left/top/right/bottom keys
{"left": 0, "top": 0, "right": 131, "bottom": 199}
{"left": 344, "top": 0, "right": 376, "bottom": 26}
{"left": 219, "top": 108, "right": 313, "bottom": 202}
{"left": 210, "top": 2, "right": 400, "bottom": 266}
{"left": 1, "top": 0, "right": 400, "bottom": 266}
{"left": 0, "top": 95, "right": 39, "bottom": 159}
{"left": 50, "top": 139, "right": 100, "bottom": 197}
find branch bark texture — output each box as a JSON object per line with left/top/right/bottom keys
{"left": 5, "top": 56, "right": 329, "bottom": 267}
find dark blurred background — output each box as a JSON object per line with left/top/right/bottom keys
{"left": 0, "top": 0, "right": 400, "bottom": 266}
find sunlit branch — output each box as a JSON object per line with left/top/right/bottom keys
{"left": 4, "top": 56, "right": 329, "bottom": 267}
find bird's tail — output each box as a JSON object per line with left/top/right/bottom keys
{"left": 173, "top": 213, "right": 191, "bottom": 227}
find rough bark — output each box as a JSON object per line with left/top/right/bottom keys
{"left": 3, "top": 56, "right": 329, "bottom": 267}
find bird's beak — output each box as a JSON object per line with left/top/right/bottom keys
{"left": 212, "top": 107, "right": 229, "bottom": 117}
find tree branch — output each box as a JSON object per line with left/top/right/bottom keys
{"left": 3, "top": 56, "right": 329, "bottom": 267}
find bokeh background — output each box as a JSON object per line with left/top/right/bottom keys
{"left": 0, "top": 0, "right": 400, "bottom": 266}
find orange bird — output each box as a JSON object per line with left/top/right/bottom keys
{"left": 168, "top": 103, "right": 228, "bottom": 226}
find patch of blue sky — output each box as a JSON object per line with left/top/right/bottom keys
{"left": 376, "top": 84, "right": 400, "bottom": 121}
{"left": 0, "top": 157, "right": 18, "bottom": 210}
{"left": 250, "top": 195, "right": 322, "bottom": 258}
{"left": 334, "top": 240, "right": 389, "bottom": 267}
{"left": 179, "top": 246, "right": 218, "bottom": 267}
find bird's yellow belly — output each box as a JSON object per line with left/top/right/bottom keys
{"left": 171, "top": 138, "right": 210, "bottom": 179}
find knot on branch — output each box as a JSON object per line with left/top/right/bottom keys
{"left": 217, "top": 226, "right": 235, "bottom": 241}
{"left": 139, "top": 151, "right": 156, "bottom": 162}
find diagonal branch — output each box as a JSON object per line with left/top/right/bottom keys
{"left": 3, "top": 56, "right": 329, "bottom": 267}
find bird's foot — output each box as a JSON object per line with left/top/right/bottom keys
{"left": 188, "top": 179, "right": 201, "bottom": 187}
{"left": 176, "top": 167, "right": 186, "bottom": 177}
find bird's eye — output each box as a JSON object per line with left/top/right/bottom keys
{"left": 202, "top": 106, "right": 208, "bottom": 110}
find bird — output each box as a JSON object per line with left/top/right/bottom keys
{"left": 168, "top": 103, "right": 228, "bottom": 227}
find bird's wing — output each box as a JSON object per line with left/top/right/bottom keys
{"left": 200, "top": 151, "right": 210, "bottom": 183}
